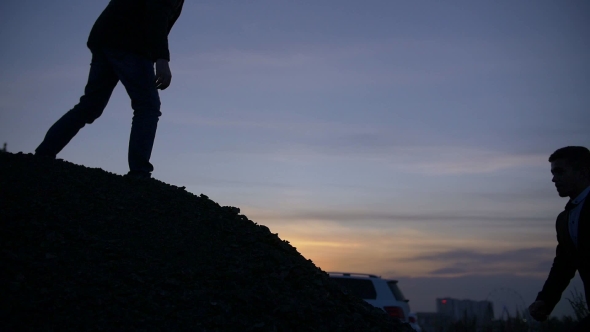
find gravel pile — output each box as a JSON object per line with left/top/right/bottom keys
{"left": 0, "top": 152, "right": 413, "bottom": 332}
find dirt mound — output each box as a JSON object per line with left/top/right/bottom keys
{"left": 0, "top": 152, "right": 412, "bottom": 331}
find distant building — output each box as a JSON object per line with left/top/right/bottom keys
{"left": 1, "top": 143, "right": 6, "bottom": 153}
{"left": 418, "top": 298, "right": 496, "bottom": 331}
{"left": 437, "top": 297, "right": 494, "bottom": 326}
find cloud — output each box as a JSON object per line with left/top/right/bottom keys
{"left": 253, "top": 208, "right": 552, "bottom": 226}
{"left": 246, "top": 201, "right": 556, "bottom": 228}
{"left": 172, "top": 36, "right": 549, "bottom": 92}
{"left": 238, "top": 206, "right": 557, "bottom": 278}
{"left": 183, "top": 48, "right": 321, "bottom": 69}
{"left": 393, "top": 148, "right": 546, "bottom": 175}
{"left": 406, "top": 247, "right": 555, "bottom": 277}
{"left": 305, "top": 145, "right": 547, "bottom": 175}
{"left": 159, "top": 114, "right": 549, "bottom": 175}
{"left": 429, "top": 267, "right": 468, "bottom": 275}
{"left": 162, "top": 109, "right": 366, "bottom": 134}
{"left": 410, "top": 247, "right": 552, "bottom": 262}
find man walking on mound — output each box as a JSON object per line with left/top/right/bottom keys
{"left": 529, "top": 146, "right": 590, "bottom": 331}
{"left": 35, "top": 0, "right": 184, "bottom": 179}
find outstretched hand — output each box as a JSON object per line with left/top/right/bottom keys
{"left": 155, "top": 59, "right": 172, "bottom": 90}
{"left": 528, "top": 300, "right": 550, "bottom": 322}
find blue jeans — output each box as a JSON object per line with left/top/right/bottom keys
{"left": 35, "top": 48, "right": 162, "bottom": 175}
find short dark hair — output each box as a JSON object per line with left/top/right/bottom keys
{"left": 549, "top": 146, "right": 590, "bottom": 173}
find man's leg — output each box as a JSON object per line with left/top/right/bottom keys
{"left": 35, "top": 51, "right": 119, "bottom": 158}
{"left": 103, "top": 49, "right": 161, "bottom": 176}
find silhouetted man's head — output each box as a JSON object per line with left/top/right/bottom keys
{"left": 549, "top": 146, "right": 590, "bottom": 198}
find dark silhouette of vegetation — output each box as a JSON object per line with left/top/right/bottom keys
{"left": 539, "top": 315, "right": 577, "bottom": 331}
{"left": 446, "top": 312, "right": 477, "bottom": 332}
{"left": 566, "top": 287, "right": 589, "bottom": 323}
{"left": 433, "top": 308, "right": 581, "bottom": 331}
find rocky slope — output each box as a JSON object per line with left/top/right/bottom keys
{"left": 0, "top": 152, "right": 413, "bottom": 332}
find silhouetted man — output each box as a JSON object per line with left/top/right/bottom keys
{"left": 35, "top": 0, "right": 184, "bottom": 179}
{"left": 529, "top": 146, "right": 590, "bottom": 331}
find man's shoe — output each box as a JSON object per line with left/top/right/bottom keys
{"left": 125, "top": 171, "right": 152, "bottom": 180}
{"left": 34, "top": 152, "right": 56, "bottom": 160}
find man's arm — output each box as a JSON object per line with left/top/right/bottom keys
{"left": 145, "top": 0, "right": 177, "bottom": 62}
{"left": 155, "top": 59, "right": 172, "bottom": 90}
{"left": 145, "top": 0, "right": 183, "bottom": 90}
{"left": 534, "top": 215, "right": 577, "bottom": 314}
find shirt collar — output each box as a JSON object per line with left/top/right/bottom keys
{"left": 571, "top": 185, "right": 590, "bottom": 205}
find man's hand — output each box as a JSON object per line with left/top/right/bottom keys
{"left": 528, "top": 300, "right": 550, "bottom": 321}
{"left": 155, "top": 59, "right": 172, "bottom": 90}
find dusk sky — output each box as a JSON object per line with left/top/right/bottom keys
{"left": 1, "top": 0, "right": 589, "bottom": 318}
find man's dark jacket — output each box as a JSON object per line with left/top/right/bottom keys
{"left": 87, "top": 0, "right": 184, "bottom": 62}
{"left": 536, "top": 199, "right": 590, "bottom": 313}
